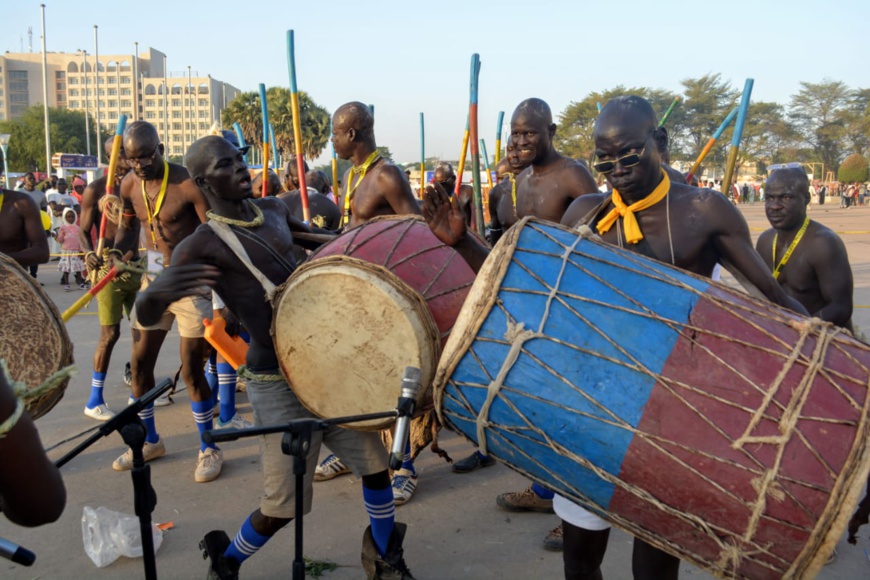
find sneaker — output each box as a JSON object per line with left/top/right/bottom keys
{"left": 314, "top": 453, "right": 351, "bottom": 482}
{"left": 195, "top": 447, "right": 223, "bottom": 483}
{"left": 84, "top": 403, "right": 115, "bottom": 422}
{"left": 216, "top": 413, "right": 253, "bottom": 430}
{"left": 64, "top": 284, "right": 71, "bottom": 291}
{"left": 543, "top": 524, "right": 564, "bottom": 552}
{"left": 112, "top": 437, "right": 166, "bottom": 471}
{"left": 200, "top": 530, "right": 239, "bottom": 580}
{"left": 79, "top": 282, "right": 88, "bottom": 289}
{"left": 123, "top": 362, "right": 132, "bottom": 386}
{"left": 391, "top": 469, "right": 418, "bottom": 506}
{"left": 496, "top": 485, "right": 555, "bottom": 514}
{"left": 452, "top": 450, "right": 496, "bottom": 473}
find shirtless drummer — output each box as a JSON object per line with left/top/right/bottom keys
{"left": 111, "top": 120, "right": 223, "bottom": 482}
{"left": 136, "top": 135, "right": 413, "bottom": 579}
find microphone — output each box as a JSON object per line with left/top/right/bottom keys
{"left": 390, "top": 367, "right": 422, "bottom": 471}
{"left": 0, "top": 536, "right": 35, "bottom": 566}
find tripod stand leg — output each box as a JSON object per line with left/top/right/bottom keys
{"left": 121, "top": 422, "right": 159, "bottom": 580}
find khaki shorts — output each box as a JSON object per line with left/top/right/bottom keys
{"left": 246, "top": 372, "right": 389, "bottom": 519}
{"left": 130, "top": 274, "right": 211, "bottom": 338}
{"left": 96, "top": 263, "right": 144, "bottom": 326}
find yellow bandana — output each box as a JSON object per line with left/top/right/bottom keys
{"left": 596, "top": 169, "right": 670, "bottom": 244}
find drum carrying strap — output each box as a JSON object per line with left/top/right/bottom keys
{"left": 206, "top": 220, "right": 278, "bottom": 302}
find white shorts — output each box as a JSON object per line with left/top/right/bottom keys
{"left": 554, "top": 494, "right": 611, "bottom": 531}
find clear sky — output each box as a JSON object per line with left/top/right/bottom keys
{"left": 4, "top": 0, "right": 866, "bottom": 165}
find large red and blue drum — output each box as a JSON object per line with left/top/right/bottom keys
{"left": 434, "top": 217, "right": 870, "bottom": 579}
{"left": 273, "top": 216, "right": 475, "bottom": 430}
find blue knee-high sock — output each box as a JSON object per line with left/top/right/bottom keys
{"left": 532, "top": 482, "right": 554, "bottom": 500}
{"left": 191, "top": 400, "right": 216, "bottom": 452}
{"left": 362, "top": 483, "right": 395, "bottom": 556}
{"left": 217, "top": 362, "right": 237, "bottom": 423}
{"left": 400, "top": 440, "right": 416, "bottom": 476}
{"left": 206, "top": 354, "right": 219, "bottom": 408}
{"left": 224, "top": 515, "right": 270, "bottom": 565}
{"left": 87, "top": 371, "right": 107, "bottom": 408}
{"left": 134, "top": 401, "right": 159, "bottom": 444}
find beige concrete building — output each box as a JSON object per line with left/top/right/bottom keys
{"left": 0, "top": 47, "right": 240, "bottom": 159}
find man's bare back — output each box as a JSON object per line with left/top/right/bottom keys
{"left": 0, "top": 189, "right": 49, "bottom": 267}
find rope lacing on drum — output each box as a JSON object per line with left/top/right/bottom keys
{"left": 0, "top": 359, "right": 76, "bottom": 438}
{"left": 438, "top": 219, "right": 870, "bottom": 578}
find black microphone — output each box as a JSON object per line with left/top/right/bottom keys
{"left": 0, "top": 536, "right": 35, "bottom": 566}
{"left": 389, "top": 367, "right": 422, "bottom": 471}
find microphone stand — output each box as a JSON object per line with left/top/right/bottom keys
{"left": 55, "top": 377, "right": 175, "bottom": 580}
{"left": 203, "top": 409, "right": 400, "bottom": 580}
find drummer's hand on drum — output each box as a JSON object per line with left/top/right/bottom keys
{"left": 422, "top": 181, "right": 466, "bottom": 247}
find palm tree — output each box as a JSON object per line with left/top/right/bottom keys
{"left": 221, "top": 91, "right": 263, "bottom": 151}
{"left": 267, "top": 87, "right": 331, "bottom": 160}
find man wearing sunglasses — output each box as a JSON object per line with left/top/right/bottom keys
{"left": 110, "top": 120, "right": 233, "bottom": 484}
{"left": 511, "top": 98, "right": 599, "bottom": 224}
{"left": 557, "top": 95, "right": 807, "bottom": 579}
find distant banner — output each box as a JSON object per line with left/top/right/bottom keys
{"left": 52, "top": 154, "right": 99, "bottom": 169}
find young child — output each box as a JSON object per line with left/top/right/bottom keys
{"left": 56, "top": 208, "right": 87, "bottom": 290}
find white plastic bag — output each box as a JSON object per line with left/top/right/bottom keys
{"left": 82, "top": 506, "right": 164, "bottom": 568}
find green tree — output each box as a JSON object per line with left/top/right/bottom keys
{"left": 789, "top": 79, "right": 852, "bottom": 176}
{"left": 376, "top": 146, "right": 394, "bottom": 162}
{"left": 839, "top": 88, "right": 870, "bottom": 156}
{"left": 837, "top": 153, "right": 869, "bottom": 182}
{"left": 673, "top": 74, "right": 738, "bottom": 165}
{"left": 0, "top": 106, "right": 109, "bottom": 172}
{"left": 221, "top": 91, "right": 262, "bottom": 151}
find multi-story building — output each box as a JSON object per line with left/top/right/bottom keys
{"left": 0, "top": 47, "right": 241, "bottom": 159}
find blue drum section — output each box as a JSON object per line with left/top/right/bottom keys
{"left": 440, "top": 221, "right": 709, "bottom": 510}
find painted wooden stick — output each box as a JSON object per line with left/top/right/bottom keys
{"left": 269, "top": 123, "right": 279, "bottom": 171}
{"left": 330, "top": 118, "right": 339, "bottom": 204}
{"left": 480, "top": 139, "right": 494, "bottom": 190}
{"left": 419, "top": 112, "right": 425, "bottom": 198}
{"left": 469, "top": 54, "right": 484, "bottom": 234}
{"left": 455, "top": 114, "right": 470, "bottom": 196}
{"left": 658, "top": 97, "right": 681, "bottom": 128}
{"left": 286, "top": 30, "right": 310, "bottom": 222}
{"left": 494, "top": 111, "right": 504, "bottom": 166}
{"left": 685, "top": 107, "right": 738, "bottom": 184}
{"left": 597, "top": 101, "right": 603, "bottom": 113}
{"left": 232, "top": 122, "right": 248, "bottom": 163}
{"left": 97, "top": 114, "right": 127, "bottom": 257}
{"left": 369, "top": 104, "right": 374, "bottom": 116}
{"left": 258, "top": 83, "right": 270, "bottom": 198}
{"left": 721, "top": 79, "right": 754, "bottom": 199}
{"left": 63, "top": 266, "right": 119, "bottom": 322}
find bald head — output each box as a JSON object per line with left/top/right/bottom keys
{"left": 334, "top": 101, "right": 374, "bottom": 133}
{"left": 185, "top": 135, "right": 234, "bottom": 181}
{"left": 595, "top": 96, "right": 658, "bottom": 140}
{"left": 512, "top": 98, "right": 553, "bottom": 125}
{"left": 284, "top": 157, "right": 311, "bottom": 189}
{"left": 495, "top": 157, "right": 511, "bottom": 180}
{"left": 306, "top": 170, "right": 330, "bottom": 194}
{"left": 104, "top": 137, "right": 116, "bottom": 157}
{"left": 124, "top": 120, "right": 160, "bottom": 153}
{"left": 252, "top": 169, "right": 282, "bottom": 197}
{"left": 767, "top": 167, "right": 810, "bottom": 201}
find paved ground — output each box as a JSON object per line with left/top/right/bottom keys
{"left": 5, "top": 203, "right": 870, "bottom": 579}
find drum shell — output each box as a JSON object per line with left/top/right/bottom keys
{"left": 435, "top": 217, "right": 870, "bottom": 579}
{"left": 0, "top": 253, "right": 73, "bottom": 419}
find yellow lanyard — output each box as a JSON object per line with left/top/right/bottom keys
{"left": 772, "top": 216, "right": 809, "bottom": 280}
{"left": 141, "top": 160, "right": 170, "bottom": 244}
{"left": 508, "top": 173, "right": 517, "bottom": 212}
{"left": 0, "top": 192, "right": 4, "bottom": 211}
{"left": 341, "top": 151, "right": 381, "bottom": 227}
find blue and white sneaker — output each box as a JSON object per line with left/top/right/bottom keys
{"left": 391, "top": 468, "right": 418, "bottom": 506}
{"left": 314, "top": 453, "right": 351, "bottom": 482}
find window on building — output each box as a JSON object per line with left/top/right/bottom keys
{"left": 172, "top": 135, "right": 181, "bottom": 143}
{"left": 198, "top": 111, "right": 208, "bottom": 119}
{"left": 0, "top": 89, "right": 4, "bottom": 96}
{"left": 120, "top": 88, "right": 131, "bottom": 95}
{"left": 56, "top": 82, "right": 66, "bottom": 91}
{"left": 121, "top": 100, "right": 131, "bottom": 108}
{"left": 121, "top": 76, "right": 131, "bottom": 84}
{"left": 108, "top": 88, "right": 117, "bottom": 96}
{"left": 108, "top": 100, "right": 117, "bottom": 108}
{"left": 99, "top": 112, "right": 106, "bottom": 119}
{"left": 172, "top": 111, "right": 181, "bottom": 119}
{"left": 158, "top": 110, "right": 164, "bottom": 118}
{"left": 0, "top": 112, "right": 5, "bottom": 120}
{"left": 69, "top": 77, "right": 78, "bottom": 85}
{"left": 108, "top": 76, "right": 117, "bottom": 84}
{"left": 68, "top": 89, "right": 78, "bottom": 96}
{"left": 55, "top": 71, "right": 65, "bottom": 79}
{"left": 145, "top": 99, "right": 155, "bottom": 107}
{"left": 158, "top": 123, "right": 164, "bottom": 131}
{"left": 146, "top": 111, "right": 156, "bottom": 119}
{"left": 10, "top": 81, "right": 28, "bottom": 92}
{"left": 10, "top": 71, "right": 27, "bottom": 79}
{"left": 69, "top": 101, "right": 79, "bottom": 108}
{"left": 173, "top": 147, "right": 182, "bottom": 155}
{"left": 198, "top": 99, "right": 208, "bottom": 107}
{"left": 109, "top": 112, "right": 117, "bottom": 120}
{"left": 57, "top": 93, "right": 65, "bottom": 101}
{"left": 172, "top": 122, "right": 181, "bottom": 130}
{"left": 172, "top": 99, "right": 180, "bottom": 107}
{"left": 98, "top": 89, "right": 105, "bottom": 96}
{"left": 199, "top": 122, "right": 208, "bottom": 130}
{"left": 10, "top": 93, "right": 28, "bottom": 103}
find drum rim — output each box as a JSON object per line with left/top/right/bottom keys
{"left": 271, "top": 255, "right": 440, "bottom": 430}
{"left": 0, "top": 252, "right": 74, "bottom": 420}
